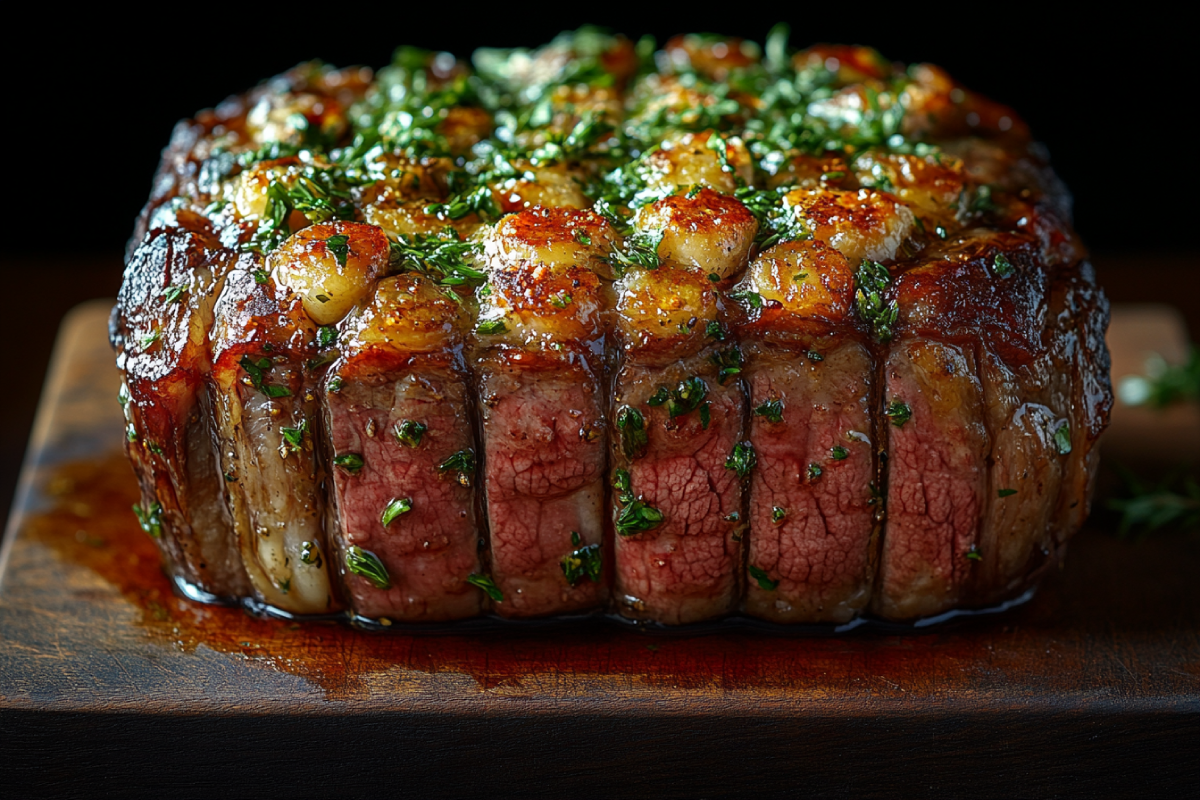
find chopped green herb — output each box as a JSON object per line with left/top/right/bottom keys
{"left": 393, "top": 419, "right": 427, "bottom": 448}
{"left": 561, "top": 539, "right": 602, "bottom": 586}
{"left": 772, "top": 507, "right": 786, "bottom": 523}
{"left": 886, "top": 400, "right": 912, "bottom": 427}
{"left": 224, "top": 472, "right": 236, "bottom": 482}
{"left": 477, "top": 319, "right": 507, "bottom": 335}
{"left": 998, "top": 488, "right": 1018, "bottom": 497}
{"left": 972, "top": 184, "right": 995, "bottom": 213}
{"left": 700, "top": 402, "right": 711, "bottom": 430}
{"left": 605, "top": 228, "right": 664, "bottom": 275}
{"left": 764, "top": 21, "right": 790, "bottom": 70}
{"left": 706, "top": 130, "right": 732, "bottom": 171}
{"left": 991, "top": 253, "right": 1014, "bottom": 278}
{"left": 334, "top": 453, "right": 365, "bottom": 473}
{"left": 830, "top": 445, "right": 848, "bottom": 460}
{"left": 711, "top": 347, "right": 743, "bottom": 385}
{"left": 647, "top": 387, "right": 669, "bottom": 406}
{"left": 425, "top": 185, "right": 500, "bottom": 223}
{"left": 438, "top": 449, "right": 476, "bottom": 486}
{"left": 126, "top": 424, "right": 138, "bottom": 442}
{"left": 854, "top": 260, "right": 898, "bottom": 342}
{"left": 252, "top": 269, "right": 271, "bottom": 285}
{"left": 754, "top": 399, "right": 784, "bottom": 423}
{"left": 806, "top": 350, "right": 823, "bottom": 362}
{"left": 324, "top": 233, "right": 351, "bottom": 267}
{"left": 705, "top": 321, "right": 726, "bottom": 340}
{"left": 667, "top": 376, "right": 709, "bottom": 418}
{"left": 140, "top": 329, "right": 161, "bottom": 349}
{"left": 327, "top": 376, "right": 344, "bottom": 393}
{"left": 305, "top": 351, "right": 337, "bottom": 372}
{"left": 616, "top": 499, "right": 665, "bottom": 536}
{"left": 281, "top": 420, "right": 307, "bottom": 453}
{"left": 300, "top": 540, "right": 321, "bottom": 566}
{"left": 734, "top": 185, "right": 810, "bottom": 248}
{"left": 728, "top": 290, "right": 764, "bottom": 309}
{"left": 389, "top": 229, "right": 486, "bottom": 287}
{"left": 807, "top": 463, "right": 823, "bottom": 481}
{"left": 708, "top": 273, "right": 721, "bottom": 282}
{"left": 1053, "top": 422, "right": 1072, "bottom": 455}
{"left": 317, "top": 326, "right": 338, "bottom": 348}
{"left": 573, "top": 230, "right": 592, "bottom": 246}
{"left": 748, "top": 565, "right": 779, "bottom": 591}
{"left": 238, "top": 354, "right": 292, "bottom": 398}
{"left": 549, "top": 292, "right": 573, "bottom": 308}
{"left": 162, "top": 285, "right": 186, "bottom": 304}
{"left": 725, "top": 441, "right": 756, "bottom": 478}
{"left": 315, "top": 294, "right": 331, "bottom": 303}
{"left": 240, "top": 165, "right": 359, "bottom": 255}
{"left": 935, "top": 225, "right": 948, "bottom": 239}
{"left": 346, "top": 546, "right": 391, "bottom": 589}
{"left": 616, "top": 406, "right": 648, "bottom": 460}
{"left": 147, "top": 441, "right": 164, "bottom": 456}
{"left": 467, "top": 573, "right": 504, "bottom": 602}
{"left": 613, "top": 469, "right": 634, "bottom": 505}
{"left": 965, "top": 545, "right": 983, "bottom": 561}
{"left": 132, "top": 501, "right": 163, "bottom": 538}
{"left": 381, "top": 497, "right": 413, "bottom": 526}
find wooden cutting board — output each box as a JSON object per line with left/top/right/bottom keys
{"left": 1, "top": 300, "right": 1197, "bottom": 798}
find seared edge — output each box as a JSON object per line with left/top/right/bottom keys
{"left": 115, "top": 219, "right": 250, "bottom": 598}
{"left": 209, "top": 266, "right": 337, "bottom": 613}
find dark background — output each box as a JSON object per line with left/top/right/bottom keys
{"left": 0, "top": 8, "right": 1195, "bottom": 527}
{"left": 8, "top": 10, "right": 1190, "bottom": 259}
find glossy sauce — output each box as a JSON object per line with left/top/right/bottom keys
{"left": 18, "top": 452, "right": 1063, "bottom": 700}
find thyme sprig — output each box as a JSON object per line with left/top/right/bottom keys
{"left": 1118, "top": 345, "right": 1200, "bottom": 409}
{"left": 1105, "top": 465, "right": 1200, "bottom": 539}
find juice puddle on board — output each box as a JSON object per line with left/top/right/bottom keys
{"left": 17, "top": 452, "right": 1039, "bottom": 700}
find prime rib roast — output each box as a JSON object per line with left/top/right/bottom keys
{"left": 112, "top": 28, "right": 1111, "bottom": 626}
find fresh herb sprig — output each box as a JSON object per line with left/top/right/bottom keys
{"left": 1105, "top": 466, "right": 1200, "bottom": 539}
{"left": 1118, "top": 345, "right": 1200, "bottom": 409}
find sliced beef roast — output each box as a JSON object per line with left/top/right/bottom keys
{"left": 115, "top": 33, "right": 1112, "bottom": 627}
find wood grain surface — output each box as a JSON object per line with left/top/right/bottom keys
{"left": 1, "top": 301, "right": 1197, "bottom": 798}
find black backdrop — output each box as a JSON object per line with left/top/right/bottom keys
{"left": 4, "top": 7, "right": 1189, "bottom": 260}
